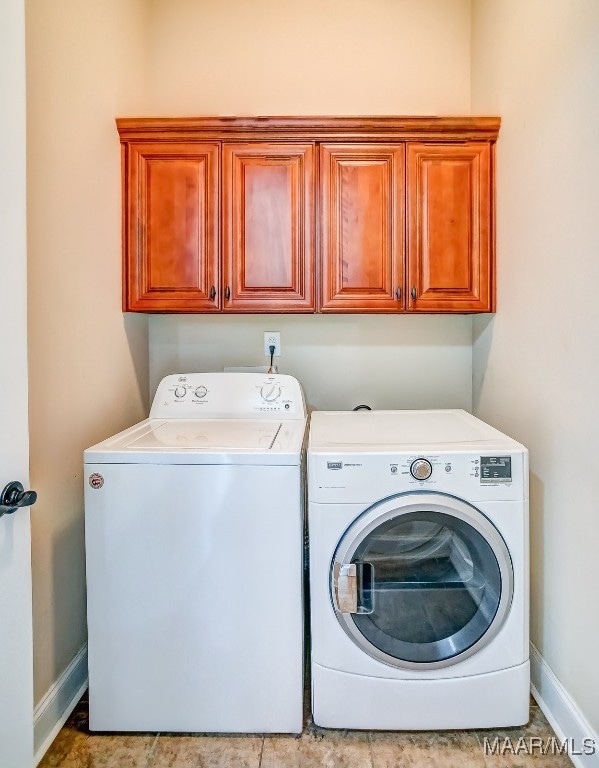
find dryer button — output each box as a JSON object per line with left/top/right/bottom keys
{"left": 410, "top": 458, "right": 433, "bottom": 481}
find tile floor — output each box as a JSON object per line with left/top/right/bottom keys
{"left": 40, "top": 692, "right": 573, "bottom": 768}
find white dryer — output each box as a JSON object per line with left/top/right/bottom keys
{"left": 308, "top": 409, "right": 529, "bottom": 730}
{"left": 84, "top": 373, "right": 306, "bottom": 733}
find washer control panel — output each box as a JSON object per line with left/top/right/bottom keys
{"left": 150, "top": 372, "right": 305, "bottom": 419}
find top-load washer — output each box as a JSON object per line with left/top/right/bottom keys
{"left": 84, "top": 372, "right": 306, "bottom": 733}
{"left": 308, "top": 409, "right": 529, "bottom": 730}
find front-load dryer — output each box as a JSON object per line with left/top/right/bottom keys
{"left": 308, "top": 409, "right": 529, "bottom": 730}
{"left": 84, "top": 373, "right": 306, "bottom": 733}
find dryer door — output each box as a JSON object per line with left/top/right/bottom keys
{"left": 331, "top": 493, "right": 513, "bottom": 670}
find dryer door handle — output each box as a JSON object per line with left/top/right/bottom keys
{"left": 333, "top": 563, "right": 358, "bottom": 613}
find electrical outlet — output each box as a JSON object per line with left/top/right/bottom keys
{"left": 264, "top": 332, "right": 281, "bottom": 357}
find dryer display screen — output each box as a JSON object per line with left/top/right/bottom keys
{"left": 480, "top": 456, "right": 512, "bottom": 483}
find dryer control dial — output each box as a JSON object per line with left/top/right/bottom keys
{"left": 410, "top": 458, "right": 433, "bottom": 481}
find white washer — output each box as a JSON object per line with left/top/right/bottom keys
{"left": 84, "top": 372, "right": 306, "bottom": 733}
{"left": 308, "top": 409, "right": 529, "bottom": 730}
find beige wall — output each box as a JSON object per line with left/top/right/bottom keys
{"left": 471, "top": 0, "right": 599, "bottom": 734}
{"left": 146, "top": 0, "right": 474, "bottom": 409}
{"left": 145, "top": 0, "right": 471, "bottom": 116}
{"left": 150, "top": 314, "right": 473, "bottom": 411}
{"left": 26, "top": 1, "right": 150, "bottom": 702}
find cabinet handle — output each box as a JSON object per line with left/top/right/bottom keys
{"left": 396, "top": 287, "right": 402, "bottom": 300}
{"left": 411, "top": 287, "right": 417, "bottom": 300}
{"left": 225, "top": 286, "right": 231, "bottom": 300}
{"left": 209, "top": 285, "right": 216, "bottom": 301}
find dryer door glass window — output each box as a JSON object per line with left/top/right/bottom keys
{"left": 333, "top": 509, "right": 512, "bottom": 668}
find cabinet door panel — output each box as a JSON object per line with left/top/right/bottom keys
{"left": 320, "top": 145, "right": 404, "bottom": 312}
{"left": 407, "top": 143, "right": 493, "bottom": 312}
{"left": 223, "top": 144, "right": 315, "bottom": 312}
{"left": 126, "top": 143, "right": 219, "bottom": 312}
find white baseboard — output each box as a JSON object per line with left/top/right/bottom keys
{"left": 530, "top": 643, "right": 599, "bottom": 768}
{"left": 33, "top": 644, "right": 88, "bottom": 766}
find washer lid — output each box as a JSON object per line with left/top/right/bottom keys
{"left": 84, "top": 418, "right": 306, "bottom": 465}
{"left": 309, "top": 410, "right": 524, "bottom": 453}
{"left": 128, "top": 420, "right": 282, "bottom": 450}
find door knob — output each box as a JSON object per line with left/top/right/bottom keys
{"left": 0, "top": 481, "right": 37, "bottom": 518}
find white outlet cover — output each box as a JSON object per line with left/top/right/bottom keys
{"left": 264, "top": 332, "right": 281, "bottom": 357}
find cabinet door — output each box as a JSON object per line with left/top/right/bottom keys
{"left": 223, "top": 144, "right": 315, "bottom": 312}
{"left": 125, "top": 142, "right": 219, "bottom": 312}
{"left": 320, "top": 144, "right": 404, "bottom": 312}
{"left": 407, "top": 143, "right": 493, "bottom": 312}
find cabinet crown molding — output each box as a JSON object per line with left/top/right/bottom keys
{"left": 116, "top": 115, "right": 500, "bottom": 143}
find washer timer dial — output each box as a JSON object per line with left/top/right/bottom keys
{"left": 174, "top": 386, "right": 187, "bottom": 399}
{"left": 410, "top": 458, "right": 433, "bottom": 481}
{"left": 260, "top": 384, "right": 281, "bottom": 402}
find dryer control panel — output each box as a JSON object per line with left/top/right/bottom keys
{"left": 150, "top": 373, "right": 306, "bottom": 420}
{"left": 309, "top": 450, "right": 528, "bottom": 504}
{"left": 403, "top": 455, "right": 512, "bottom": 485}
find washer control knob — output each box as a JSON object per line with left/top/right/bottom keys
{"left": 410, "top": 458, "right": 433, "bottom": 481}
{"left": 174, "top": 386, "right": 187, "bottom": 399}
{"left": 260, "top": 384, "right": 281, "bottom": 402}
{"left": 194, "top": 386, "right": 207, "bottom": 399}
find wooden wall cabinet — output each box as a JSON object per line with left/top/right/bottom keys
{"left": 320, "top": 144, "right": 404, "bottom": 312}
{"left": 407, "top": 143, "right": 492, "bottom": 312}
{"left": 123, "top": 140, "right": 313, "bottom": 313}
{"left": 125, "top": 142, "right": 219, "bottom": 312}
{"left": 320, "top": 141, "right": 494, "bottom": 313}
{"left": 223, "top": 144, "right": 315, "bottom": 312}
{"left": 118, "top": 117, "right": 499, "bottom": 314}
